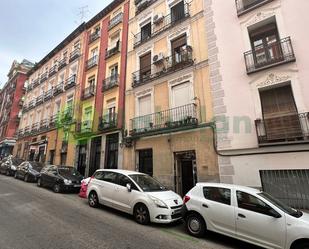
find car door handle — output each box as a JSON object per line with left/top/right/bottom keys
{"left": 202, "top": 203, "right": 209, "bottom": 208}
{"left": 238, "top": 213, "right": 246, "bottom": 218}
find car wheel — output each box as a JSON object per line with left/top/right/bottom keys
{"left": 186, "top": 213, "right": 206, "bottom": 238}
{"left": 37, "top": 178, "right": 42, "bottom": 187}
{"left": 24, "top": 174, "right": 29, "bottom": 182}
{"left": 53, "top": 184, "right": 61, "bottom": 193}
{"left": 295, "top": 242, "right": 309, "bottom": 249}
{"left": 88, "top": 192, "right": 99, "bottom": 208}
{"left": 134, "top": 204, "right": 150, "bottom": 225}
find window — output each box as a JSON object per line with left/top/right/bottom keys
{"left": 171, "top": 82, "right": 191, "bottom": 108}
{"left": 203, "top": 187, "right": 231, "bottom": 205}
{"left": 88, "top": 76, "right": 96, "bottom": 87}
{"left": 91, "top": 47, "right": 98, "bottom": 58}
{"left": 70, "top": 64, "right": 78, "bottom": 76}
{"left": 171, "top": 34, "right": 187, "bottom": 64}
{"left": 139, "top": 52, "right": 151, "bottom": 81}
{"left": 59, "top": 73, "right": 65, "bottom": 83}
{"left": 94, "top": 25, "right": 100, "bottom": 34}
{"left": 74, "top": 40, "right": 80, "bottom": 50}
{"left": 118, "top": 174, "right": 132, "bottom": 187}
{"left": 141, "top": 23, "right": 152, "bottom": 42}
{"left": 109, "top": 32, "right": 120, "bottom": 48}
{"left": 110, "top": 64, "right": 118, "bottom": 77}
{"left": 138, "top": 95, "right": 151, "bottom": 116}
{"left": 171, "top": 1, "right": 185, "bottom": 23}
{"left": 101, "top": 171, "right": 118, "bottom": 184}
{"left": 237, "top": 191, "right": 273, "bottom": 216}
{"left": 60, "top": 153, "right": 67, "bottom": 166}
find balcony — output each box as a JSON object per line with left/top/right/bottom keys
{"left": 60, "top": 107, "right": 74, "bottom": 125}
{"left": 109, "top": 12, "right": 123, "bottom": 30}
{"left": 49, "top": 114, "right": 59, "bottom": 129}
{"left": 32, "top": 78, "right": 40, "bottom": 88}
{"left": 130, "top": 103, "right": 198, "bottom": 136}
{"left": 236, "top": 0, "right": 274, "bottom": 16}
{"left": 82, "top": 84, "right": 95, "bottom": 99}
{"left": 58, "top": 57, "right": 67, "bottom": 71}
{"left": 89, "top": 31, "right": 100, "bottom": 44}
{"left": 36, "top": 95, "right": 44, "bottom": 105}
{"left": 244, "top": 37, "right": 296, "bottom": 74}
{"left": 98, "top": 113, "right": 117, "bottom": 131}
{"left": 135, "top": 0, "right": 157, "bottom": 15}
{"left": 53, "top": 83, "right": 64, "bottom": 96}
{"left": 24, "top": 126, "right": 30, "bottom": 135}
{"left": 27, "top": 83, "right": 33, "bottom": 91}
{"left": 102, "top": 74, "right": 119, "bottom": 92}
{"left": 31, "top": 122, "right": 39, "bottom": 133}
{"left": 49, "top": 65, "right": 57, "bottom": 77}
{"left": 132, "top": 48, "right": 193, "bottom": 88}
{"left": 40, "top": 119, "right": 49, "bottom": 131}
{"left": 86, "top": 55, "right": 98, "bottom": 70}
{"left": 18, "top": 129, "right": 24, "bottom": 138}
{"left": 134, "top": 4, "right": 189, "bottom": 47}
{"left": 255, "top": 112, "right": 309, "bottom": 145}
{"left": 105, "top": 42, "right": 121, "bottom": 59}
{"left": 76, "top": 120, "right": 93, "bottom": 133}
{"left": 44, "top": 89, "right": 53, "bottom": 101}
{"left": 61, "top": 141, "right": 68, "bottom": 153}
{"left": 28, "top": 100, "right": 36, "bottom": 110}
{"left": 40, "top": 72, "right": 48, "bottom": 83}
{"left": 64, "top": 74, "right": 76, "bottom": 90}
{"left": 69, "top": 49, "right": 80, "bottom": 63}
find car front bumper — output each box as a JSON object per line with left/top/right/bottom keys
{"left": 150, "top": 206, "right": 184, "bottom": 224}
{"left": 61, "top": 184, "right": 81, "bottom": 192}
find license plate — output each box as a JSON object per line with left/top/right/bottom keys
{"left": 74, "top": 185, "right": 81, "bottom": 188}
{"left": 173, "top": 209, "right": 182, "bottom": 215}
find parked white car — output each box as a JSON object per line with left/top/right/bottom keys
{"left": 87, "top": 169, "right": 183, "bottom": 224}
{"left": 183, "top": 183, "right": 309, "bottom": 249}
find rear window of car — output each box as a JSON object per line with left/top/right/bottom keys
{"left": 203, "top": 187, "right": 231, "bottom": 205}
{"left": 94, "top": 171, "right": 117, "bottom": 184}
{"left": 12, "top": 158, "right": 23, "bottom": 165}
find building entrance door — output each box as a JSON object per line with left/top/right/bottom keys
{"left": 105, "top": 133, "right": 119, "bottom": 169}
{"left": 77, "top": 144, "right": 87, "bottom": 176}
{"left": 89, "top": 137, "right": 102, "bottom": 176}
{"left": 175, "top": 151, "right": 197, "bottom": 196}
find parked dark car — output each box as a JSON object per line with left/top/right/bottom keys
{"left": 15, "top": 161, "right": 44, "bottom": 182}
{"left": 0, "top": 156, "right": 11, "bottom": 174}
{"left": 37, "top": 165, "right": 83, "bottom": 193}
{"left": 0, "top": 157, "right": 24, "bottom": 176}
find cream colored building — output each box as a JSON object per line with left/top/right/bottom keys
{"left": 124, "top": 0, "right": 218, "bottom": 195}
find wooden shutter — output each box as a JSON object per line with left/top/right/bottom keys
{"left": 140, "top": 52, "right": 151, "bottom": 74}
{"left": 171, "top": 34, "right": 187, "bottom": 51}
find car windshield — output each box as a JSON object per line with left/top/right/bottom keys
{"left": 258, "top": 192, "right": 303, "bottom": 218}
{"left": 129, "top": 174, "right": 167, "bottom": 192}
{"left": 29, "top": 162, "right": 44, "bottom": 171}
{"left": 12, "top": 158, "right": 23, "bottom": 165}
{"left": 58, "top": 167, "right": 81, "bottom": 177}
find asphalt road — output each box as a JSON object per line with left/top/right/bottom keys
{"left": 0, "top": 174, "right": 261, "bottom": 249}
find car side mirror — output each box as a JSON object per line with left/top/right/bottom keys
{"left": 126, "top": 183, "right": 132, "bottom": 192}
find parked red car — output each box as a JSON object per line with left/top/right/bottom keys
{"left": 79, "top": 177, "right": 91, "bottom": 198}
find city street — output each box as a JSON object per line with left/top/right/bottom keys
{"left": 0, "top": 174, "right": 261, "bottom": 249}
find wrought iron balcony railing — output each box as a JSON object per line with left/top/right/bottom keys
{"left": 60, "top": 107, "right": 74, "bottom": 125}
{"left": 28, "top": 100, "right": 36, "bottom": 110}
{"left": 40, "top": 119, "right": 49, "bottom": 131}
{"left": 44, "top": 89, "right": 53, "bottom": 101}
{"left": 105, "top": 42, "right": 121, "bottom": 59}
{"left": 89, "top": 31, "right": 100, "bottom": 44}
{"left": 53, "top": 83, "right": 64, "bottom": 96}
{"left": 135, "top": 0, "right": 157, "bottom": 15}
{"left": 132, "top": 48, "right": 193, "bottom": 88}
{"left": 49, "top": 65, "right": 57, "bottom": 77}
{"left": 49, "top": 114, "right": 59, "bottom": 128}
{"left": 109, "top": 12, "right": 123, "bottom": 30}
{"left": 40, "top": 72, "right": 48, "bottom": 83}
{"left": 32, "top": 78, "right": 40, "bottom": 88}
{"left": 77, "top": 120, "right": 93, "bottom": 133}
{"left": 36, "top": 95, "right": 44, "bottom": 105}
{"left": 31, "top": 122, "right": 39, "bottom": 133}
{"left": 27, "top": 83, "right": 33, "bottom": 91}
{"left": 58, "top": 57, "right": 67, "bottom": 71}
{"left": 18, "top": 129, "right": 24, "bottom": 138}
{"left": 86, "top": 55, "right": 98, "bottom": 70}
{"left": 82, "top": 84, "right": 95, "bottom": 99}
{"left": 134, "top": 4, "right": 189, "bottom": 47}
{"left": 255, "top": 112, "right": 309, "bottom": 145}
{"left": 130, "top": 103, "right": 198, "bottom": 136}
{"left": 102, "top": 74, "right": 119, "bottom": 92}
{"left": 98, "top": 113, "right": 117, "bottom": 131}
{"left": 69, "top": 49, "right": 80, "bottom": 63}
{"left": 235, "top": 0, "right": 273, "bottom": 16}
{"left": 244, "top": 37, "right": 296, "bottom": 74}
{"left": 24, "top": 126, "right": 30, "bottom": 135}
{"left": 64, "top": 74, "right": 76, "bottom": 90}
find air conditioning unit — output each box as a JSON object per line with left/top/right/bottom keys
{"left": 153, "top": 53, "right": 164, "bottom": 64}
{"left": 153, "top": 13, "right": 164, "bottom": 24}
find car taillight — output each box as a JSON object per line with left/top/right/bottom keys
{"left": 183, "top": 195, "right": 190, "bottom": 204}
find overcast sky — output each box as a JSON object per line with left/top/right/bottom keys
{"left": 0, "top": 0, "right": 109, "bottom": 87}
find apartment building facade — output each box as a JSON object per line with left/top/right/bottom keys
{"left": 206, "top": 0, "right": 309, "bottom": 208}
{"left": 0, "top": 60, "right": 33, "bottom": 157}
{"left": 14, "top": 24, "right": 85, "bottom": 165}
{"left": 75, "top": 0, "right": 129, "bottom": 177}
{"left": 123, "top": 0, "right": 218, "bottom": 196}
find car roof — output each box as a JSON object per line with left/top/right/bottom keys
{"left": 95, "top": 169, "right": 146, "bottom": 177}
{"left": 196, "top": 182, "right": 261, "bottom": 194}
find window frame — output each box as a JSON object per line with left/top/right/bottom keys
{"left": 203, "top": 186, "right": 232, "bottom": 206}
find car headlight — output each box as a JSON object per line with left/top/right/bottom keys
{"left": 64, "top": 179, "right": 72, "bottom": 185}
{"left": 149, "top": 195, "right": 168, "bottom": 209}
